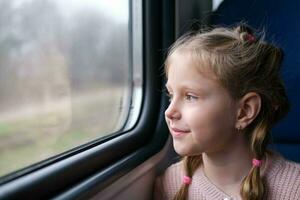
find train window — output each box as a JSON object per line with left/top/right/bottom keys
{"left": 212, "top": 0, "right": 223, "bottom": 11}
{"left": 0, "top": 0, "right": 142, "bottom": 178}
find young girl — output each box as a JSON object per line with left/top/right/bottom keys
{"left": 154, "top": 24, "right": 300, "bottom": 200}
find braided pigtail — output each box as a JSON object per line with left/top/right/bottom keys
{"left": 237, "top": 24, "right": 289, "bottom": 199}
{"left": 240, "top": 120, "right": 269, "bottom": 200}
{"left": 173, "top": 156, "right": 202, "bottom": 200}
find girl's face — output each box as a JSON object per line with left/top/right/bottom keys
{"left": 165, "top": 51, "right": 239, "bottom": 156}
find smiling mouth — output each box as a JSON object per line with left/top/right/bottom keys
{"left": 170, "top": 127, "right": 190, "bottom": 137}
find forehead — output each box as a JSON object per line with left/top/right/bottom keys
{"left": 165, "top": 51, "right": 222, "bottom": 90}
{"left": 166, "top": 49, "right": 213, "bottom": 76}
{"left": 166, "top": 50, "right": 217, "bottom": 80}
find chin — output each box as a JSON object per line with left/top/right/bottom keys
{"left": 173, "top": 144, "right": 192, "bottom": 156}
{"left": 174, "top": 149, "right": 187, "bottom": 156}
{"left": 172, "top": 143, "right": 184, "bottom": 155}
{"left": 173, "top": 143, "right": 203, "bottom": 156}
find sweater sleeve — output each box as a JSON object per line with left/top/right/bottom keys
{"left": 153, "top": 175, "right": 166, "bottom": 200}
{"left": 153, "top": 162, "right": 184, "bottom": 200}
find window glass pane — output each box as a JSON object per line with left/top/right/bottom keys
{"left": 212, "top": 0, "right": 224, "bottom": 11}
{"left": 0, "top": 0, "right": 133, "bottom": 177}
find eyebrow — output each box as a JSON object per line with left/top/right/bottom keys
{"left": 165, "top": 83, "right": 208, "bottom": 94}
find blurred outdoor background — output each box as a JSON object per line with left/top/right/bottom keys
{"left": 0, "top": 0, "right": 131, "bottom": 177}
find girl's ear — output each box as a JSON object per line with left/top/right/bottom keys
{"left": 236, "top": 92, "right": 261, "bottom": 130}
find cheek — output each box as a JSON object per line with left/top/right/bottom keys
{"left": 189, "top": 105, "right": 236, "bottom": 139}
{"left": 184, "top": 109, "right": 212, "bottom": 141}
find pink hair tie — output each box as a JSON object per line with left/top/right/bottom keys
{"left": 245, "top": 33, "right": 255, "bottom": 42}
{"left": 252, "top": 158, "right": 263, "bottom": 167}
{"left": 183, "top": 175, "right": 192, "bottom": 185}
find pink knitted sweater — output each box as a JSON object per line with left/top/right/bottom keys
{"left": 154, "top": 153, "right": 300, "bottom": 200}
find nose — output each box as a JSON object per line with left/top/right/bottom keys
{"left": 165, "top": 100, "right": 181, "bottom": 120}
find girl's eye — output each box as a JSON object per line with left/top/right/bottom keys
{"left": 185, "top": 94, "right": 198, "bottom": 101}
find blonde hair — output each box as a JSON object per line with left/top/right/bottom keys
{"left": 165, "top": 24, "right": 290, "bottom": 200}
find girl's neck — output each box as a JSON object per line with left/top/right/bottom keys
{"left": 201, "top": 138, "right": 253, "bottom": 197}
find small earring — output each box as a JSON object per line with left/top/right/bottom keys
{"left": 237, "top": 125, "right": 242, "bottom": 133}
